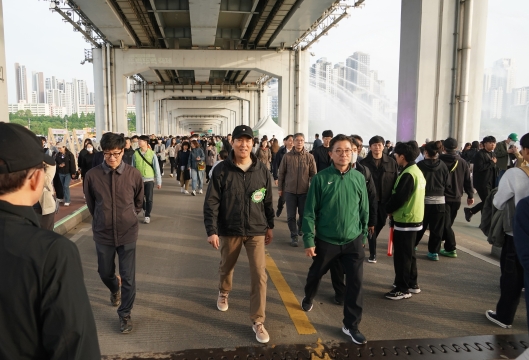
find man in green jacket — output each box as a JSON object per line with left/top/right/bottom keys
{"left": 301, "top": 134, "right": 369, "bottom": 345}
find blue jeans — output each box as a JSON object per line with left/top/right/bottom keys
{"left": 58, "top": 173, "right": 71, "bottom": 203}
{"left": 191, "top": 169, "right": 204, "bottom": 191}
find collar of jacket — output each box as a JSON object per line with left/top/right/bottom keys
{"left": 292, "top": 147, "right": 306, "bottom": 155}
{"left": 366, "top": 152, "right": 390, "bottom": 163}
{"left": 102, "top": 160, "right": 126, "bottom": 174}
{"left": 330, "top": 163, "right": 352, "bottom": 175}
{"left": 227, "top": 150, "right": 258, "bottom": 171}
{"left": 0, "top": 199, "right": 40, "bottom": 228}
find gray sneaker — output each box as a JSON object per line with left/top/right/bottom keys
{"left": 252, "top": 322, "right": 270, "bottom": 343}
{"left": 290, "top": 237, "right": 298, "bottom": 247}
{"left": 217, "top": 291, "right": 229, "bottom": 311}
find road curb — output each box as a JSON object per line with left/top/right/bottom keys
{"left": 54, "top": 205, "right": 91, "bottom": 236}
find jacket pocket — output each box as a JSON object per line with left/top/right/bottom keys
{"left": 219, "top": 189, "right": 242, "bottom": 230}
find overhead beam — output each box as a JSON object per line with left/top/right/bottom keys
{"left": 189, "top": 0, "right": 221, "bottom": 46}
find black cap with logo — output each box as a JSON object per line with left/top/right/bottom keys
{"left": 232, "top": 125, "right": 254, "bottom": 139}
{"left": 0, "top": 122, "right": 55, "bottom": 174}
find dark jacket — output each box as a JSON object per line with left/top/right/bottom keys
{"left": 0, "top": 200, "right": 100, "bottom": 359}
{"left": 177, "top": 149, "right": 191, "bottom": 167}
{"left": 55, "top": 151, "right": 76, "bottom": 175}
{"left": 462, "top": 148, "right": 478, "bottom": 163}
{"left": 123, "top": 148, "right": 135, "bottom": 165}
{"left": 92, "top": 151, "right": 105, "bottom": 167}
{"left": 472, "top": 149, "right": 497, "bottom": 191}
{"left": 417, "top": 159, "right": 449, "bottom": 197}
{"left": 439, "top": 152, "right": 474, "bottom": 202}
{"left": 272, "top": 145, "right": 288, "bottom": 180}
{"left": 385, "top": 161, "right": 419, "bottom": 215}
{"left": 204, "top": 152, "right": 274, "bottom": 237}
{"left": 83, "top": 161, "right": 144, "bottom": 247}
{"left": 360, "top": 152, "right": 398, "bottom": 204}
{"left": 355, "top": 162, "right": 378, "bottom": 227}
{"left": 79, "top": 150, "right": 96, "bottom": 178}
{"left": 312, "top": 145, "right": 331, "bottom": 173}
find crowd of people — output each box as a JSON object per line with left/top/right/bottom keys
{"left": 2, "top": 120, "right": 529, "bottom": 358}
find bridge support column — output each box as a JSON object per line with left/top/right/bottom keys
{"left": 397, "top": 0, "right": 488, "bottom": 144}
{"left": 0, "top": 1, "right": 8, "bottom": 122}
{"left": 135, "top": 89, "right": 143, "bottom": 134}
{"left": 93, "top": 48, "right": 106, "bottom": 140}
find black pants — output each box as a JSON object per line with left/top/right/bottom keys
{"left": 157, "top": 158, "right": 165, "bottom": 175}
{"left": 304, "top": 236, "right": 364, "bottom": 330}
{"left": 143, "top": 181, "right": 154, "bottom": 217}
{"left": 495, "top": 234, "right": 524, "bottom": 325}
{"left": 277, "top": 194, "right": 285, "bottom": 214}
{"left": 416, "top": 204, "right": 445, "bottom": 253}
{"left": 442, "top": 201, "right": 461, "bottom": 251}
{"left": 53, "top": 172, "right": 64, "bottom": 200}
{"left": 169, "top": 157, "right": 176, "bottom": 174}
{"left": 95, "top": 242, "right": 137, "bottom": 318}
{"left": 393, "top": 229, "right": 418, "bottom": 293}
{"left": 284, "top": 192, "right": 307, "bottom": 239}
{"left": 470, "top": 186, "right": 492, "bottom": 215}
{"left": 368, "top": 202, "right": 388, "bottom": 256}
{"left": 206, "top": 165, "right": 212, "bottom": 181}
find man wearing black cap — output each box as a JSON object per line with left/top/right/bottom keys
{"left": 0, "top": 123, "right": 100, "bottom": 359}
{"left": 204, "top": 125, "right": 275, "bottom": 344}
{"left": 439, "top": 138, "right": 474, "bottom": 257}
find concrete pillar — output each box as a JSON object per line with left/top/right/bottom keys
{"left": 147, "top": 89, "right": 156, "bottom": 134}
{"left": 92, "top": 48, "right": 106, "bottom": 140}
{"left": 114, "top": 72, "right": 128, "bottom": 134}
{"left": 297, "top": 50, "right": 310, "bottom": 137}
{"left": 135, "top": 89, "right": 143, "bottom": 134}
{"left": 397, "top": 0, "right": 487, "bottom": 143}
{"left": 0, "top": 1, "right": 8, "bottom": 122}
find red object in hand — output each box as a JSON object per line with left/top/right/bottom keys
{"left": 387, "top": 227, "right": 394, "bottom": 256}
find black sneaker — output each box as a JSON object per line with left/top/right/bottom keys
{"left": 301, "top": 296, "right": 313, "bottom": 311}
{"left": 111, "top": 289, "right": 121, "bottom": 307}
{"left": 464, "top": 207, "right": 473, "bottom": 222}
{"left": 485, "top": 310, "right": 512, "bottom": 328}
{"left": 334, "top": 296, "right": 344, "bottom": 305}
{"left": 290, "top": 237, "right": 298, "bottom": 247}
{"left": 385, "top": 290, "right": 412, "bottom": 300}
{"left": 276, "top": 209, "right": 282, "bottom": 217}
{"left": 298, "top": 230, "right": 304, "bottom": 237}
{"left": 119, "top": 315, "right": 133, "bottom": 333}
{"left": 342, "top": 326, "right": 367, "bottom": 344}
{"left": 408, "top": 284, "right": 421, "bottom": 294}
{"left": 368, "top": 254, "right": 377, "bottom": 263}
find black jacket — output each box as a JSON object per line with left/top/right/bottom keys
{"left": 417, "top": 159, "right": 449, "bottom": 197}
{"left": 473, "top": 149, "right": 497, "bottom": 190}
{"left": 360, "top": 152, "right": 398, "bottom": 204}
{"left": 55, "top": 151, "right": 76, "bottom": 175}
{"left": 312, "top": 145, "right": 331, "bottom": 173}
{"left": 439, "top": 153, "right": 474, "bottom": 202}
{"left": 461, "top": 148, "right": 479, "bottom": 163}
{"left": 204, "top": 152, "right": 274, "bottom": 237}
{"left": 272, "top": 146, "right": 288, "bottom": 180}
{"left": 385, "top": 162, "right": 419, "bottom": 216}
{"left": 355, "top": 162, "right": 378, "bottom": 227}
{"left": 0, "top": 200, "right": 100, "bottom": 359}
{"left": 123, "top": 148, "right": 135, "bottom": 165}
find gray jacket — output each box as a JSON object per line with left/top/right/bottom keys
{"left": 278, "top": 148, "right": 317, "bottom": 194}
{"left": 480, "top": 188, "right": 516, "bottom": 247}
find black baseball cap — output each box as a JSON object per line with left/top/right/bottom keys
{"left": 0, "top": 122, "right": 55, "bottom": 173}
{"left": 232, "top": 125, "right": 254, "bottom": 139}
{"left": 444, "top": 137, "right": 458, "bottom": 150}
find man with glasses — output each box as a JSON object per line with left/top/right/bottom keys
{"left": 84, "top": 133, "right": 144, "bottom": 333}
{"left": 301, "top": 134, "right": 369, "bottom": 344}
{"left": 0, "top": 123, "right": 100, "bottom": 357}
{"left": 132, "top": 135, "right": 162, "bottom": 224}
{"left": 278, "top": 133, "right": 317, "bottom": 246}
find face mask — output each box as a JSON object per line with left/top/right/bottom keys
{"left": 87, "top": 146, "right": 93, "bottom": 152}
{"left": 351, "top": 152, "right": 358, "bottom": 164}
{"left": 132, "top": 142, "right": 139, "bottom": 149}
{"left": 509, "top": 140, "right": 516, "bottom": 147}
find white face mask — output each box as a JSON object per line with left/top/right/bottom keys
{"left": 87, "top": 146, "right": 93, "bottom": 152}
{"left": 509, "top": 140, "right": 516, "bottom": 147}
{"left": 351, "top": 152, "right": 358, "bottom": 164}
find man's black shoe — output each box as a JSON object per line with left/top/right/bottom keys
{"left": 342, "top": 326, "right": 367, "bottom": 344}
{"left": 120, "top": 315, "right": 133, "bottom": 334}
{"left": 290, "top": 237, "right": 298, "bottom": 247}
{"left": 368, "top": 254, "right": 377, "bottom": 263}
{"left": 334, "top": 296, "right": 344, "bottom": 305}
{"left": 301, "top": 296, "right": 313, "bottom": 311}
{"left": 464, "top": 207, "right": 473, "bottom": 222}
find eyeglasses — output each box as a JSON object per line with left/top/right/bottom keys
{"left": 334, "top": 149, "right": 353, "bottom": 155}
{"left": 103, "top": 150, "right": 123, "bottom": 158}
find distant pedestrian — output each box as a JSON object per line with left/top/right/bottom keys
{"left": 312, "top": 130, "right": 333, "bottom": 172}
{"left": 54, "top": 143, "right": 76, "bottom": 206}
{"left": 188, "top": 139, "right": 206, "bottom": 196}
{"left": 312, "top": 133, "right": 322, "bottom": 149}
{"left": 272, "top": 135, "right": 293, "bottom": 217}
{"left": 204, "top": 125, "right": 274, "bottom": 344}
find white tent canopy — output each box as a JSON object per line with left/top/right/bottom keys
{"left": 252, "top": 116, "right": 284, "bottom": 142}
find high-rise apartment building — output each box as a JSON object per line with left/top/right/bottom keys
{"left": 346, "top": 52, "right": 370, "bottom": 92}
{"left": 32, "top": 71, "right": 45, "bottom": 103}
{"left": 15, "top": 63, "right": 29, "bottom": 103}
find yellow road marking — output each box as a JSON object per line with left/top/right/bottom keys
{"left": 69, "top": 181, "right": 82, "bottom": 188}
{"left": 265, "top": 251, "right": 316, "bottom": 335}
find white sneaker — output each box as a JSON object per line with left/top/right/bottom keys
{"left": 192, "top": 190, "right": 196, "bottom": 196}
{"left": 144, "top": 217, "right": 150, "bottom": 224}
{"left": 217, "top": 291, "right": 229, "bottom": 311}
{"left": 181, "top": 187, "right": 185, "bottom": 193}
{"left": 184, "top": 190, "right": 189, "bottom": 194}
{"left": 58, "top": 199, "right": 64, "bottom": 203}
{"left": 64, "top": 202, "right": 70, "bottom": 206}
{"left": 198, "top": 189, "right": 203, "bottom": 194}
{"left": 170, "top": 174, "right": 174, "bottom": 178}
{"left": 252, "top": 322, "right": 270, "bottom": 343}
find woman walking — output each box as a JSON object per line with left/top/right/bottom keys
{"left": 79, "top": 140, "right": 97, "bottom": 180}
{"left": 206, "top": 139, "right": 217, "bottom": 183}
{"left": 167, "top": 138, "right": 178, "bottom": 177}
{"left": 154, "top": 139, "right": 166, "bottom": 176}
{"left": 255, "top": 139, "right": 272, "bottom": 171}
{"left": 177, "top": 141, "right": 191, "bottom": 193}
{"left": 188, "top": 139, "right": 206, "bottom": 196}
{"left": 55, "top": 143, "right": 76, "bottom": 206}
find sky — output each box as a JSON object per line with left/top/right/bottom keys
{"left": 4, "top": 0, "right": 529, "bottom": 104}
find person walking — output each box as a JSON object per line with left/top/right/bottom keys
{"left": 132, "top": 135, "right": 162, "bottom": 224}
{"left": 438, "top": 138, "right": 474, "bottom": 257}
{"left": 464, "top": 136, "right": 497, "bottom": 222}
{"left": 79, "top": 141, "right": 97, "bottom": 180}
{"left": 154, "top": 138, "right": 166, "bottom": 176}
{"left": 0, "top": 123, "right": 100, "bottom": 358}
{"left": 55, "top": 143, "right": 76, "bottom": 206}
{"left": 84, "top": 133, "right": 144, "bottom": 334}
{"left": 301, "top": 134, "right": 369, "bottom": 345}
{"left": 167, "top": 138, "right": 178, "bottom": 178}
{"left": 177, "top": 141, "right": 191, "bottom": 193}
{"left": 188, "top": 139, "right": 206, "bottom": 196}
{"left": 495, "top": 133, "right": 518, "bottom": 186}
{"left": 35, "top": 161, "right": 57, "bottom": 231}
{"left": 204, "top": 125, "right": 274, "bottom": 344}
{"left": 123, "top": 137, "right": 135, "bottom": 165}
{"left": 312, "top": 130, "right": 333, "bottom": 172}
{"left": 312, "top": 133, "right": 322, "bottom": 149}
{"left": 360, "top": 135, "right": 398, "bottom": 263}
{"left": 272, "top": 135, "right": 293, "bottom": 217}
{"left": 486, "top": 133, "right": 529, "bottom": 329}
{"left": 385, "top": 141, "right": 426, "bottom": 300}
{"left": 278, "top": 133, "right": 317, "bottom": 247}
{"left": 255, "top": 139, "right": 272, "bottom": 171}
{"left": 206, "top": 139, "right": 218, "bottom": 183}
{"left": 415, "top": 141, "right": 449, "bottom": 261}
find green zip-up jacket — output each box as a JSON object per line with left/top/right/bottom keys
{"left": 302, "top": 164, "right": 369, "bottom": 248}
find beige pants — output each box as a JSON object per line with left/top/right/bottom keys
{"left": 219, "top": 236, "right": 267, "bottom": 323}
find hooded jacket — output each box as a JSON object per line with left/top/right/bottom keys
{"left": 439, "top": 152, "right": 474, "bottom": 202}
{"left": 416, "top": 158, "right": 449, "bottom": 198}
{"left": 204, "top": 151, "right": 274, "bottom": 237}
